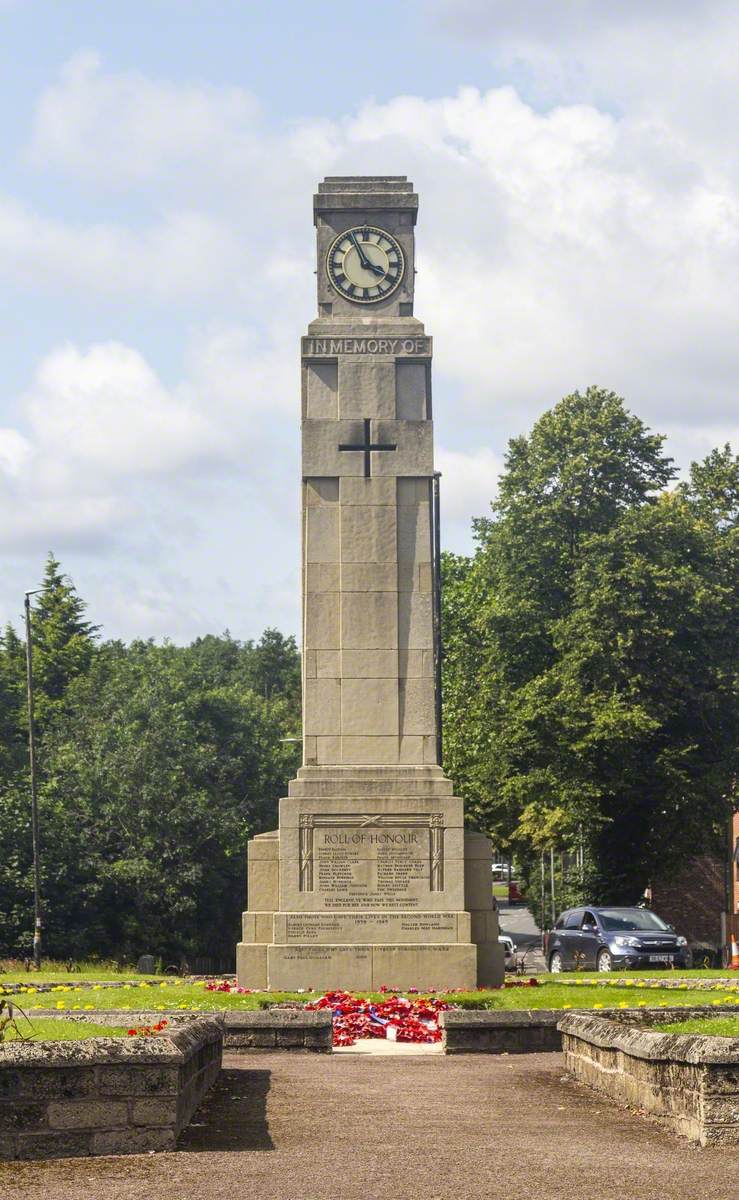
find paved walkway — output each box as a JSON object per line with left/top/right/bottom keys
{"left": 3, "top": 1052, "right": 737, "bottom": 1200}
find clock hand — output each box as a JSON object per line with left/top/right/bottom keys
{"left": 348, "top": 233, "right": 386, "bottom": 278}
{"left": 349, "top": 230, "right": 373, "bottom": 270}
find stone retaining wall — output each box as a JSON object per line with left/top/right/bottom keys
{"left": 441, "top": 1009, "right": 562, "bottom": 1053}
{"left": 0, "top": 1014, "right": 222, "bottom": 1160}
{"left": 558, "top": 1011, "right": 739, "bottom": 1146}
{"left": 224, "top": 1009, "right": 333, "bottom": 1051}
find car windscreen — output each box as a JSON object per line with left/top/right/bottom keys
{"left": 598, "top": 909, "right": 670, "bottom": 932}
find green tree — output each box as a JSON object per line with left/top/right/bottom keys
{"left": 0, "top": 624, "right": 26, "bottom": 777}
{"left": 681, "top": 443, "right": 739, "bottom": 529}
{"left": 29, "top": 554, "right": 99, "bottom": 722}
{"left": 442, "top": 389, "right": 736, "bottom": 910}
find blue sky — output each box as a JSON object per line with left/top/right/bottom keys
{"left": 0, "top": 0, "right": 737, "bottom": 642}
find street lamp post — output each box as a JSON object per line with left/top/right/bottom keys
{"left": 24, "top": 589, "right": 42, "bottom": 970}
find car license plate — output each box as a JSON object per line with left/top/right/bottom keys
{"left": 649, "top": 954, "right": 672, "bottom": 962}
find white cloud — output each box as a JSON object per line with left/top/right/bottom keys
{"left": 433, "top": 1, "right": 739, "bottom": 173}
{"left": 28, "top": 51, "right": 262, "bottom": 186}
{"left": 0, "top": 327, "right": 300, "bottom": 555}
{"left": 26, "top": 342, "right": 218, "bottom": 479}
{"left": 0, "top": 196, "right": 238, "bottom": 300}
{"left": 0, "top": 428, "right": 31, "bottom": 478}
{"left": 436, "top": 446, "right": 502, "bottom": 522}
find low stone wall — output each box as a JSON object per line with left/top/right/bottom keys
{"left": 559, "top": 1010, "right": 739, "bottom": 1146}
{"left": 441, "top": 1009, "right": 562, "bottom": 1053}
{"left": 224, "top": 1009, "right": 333, "bottom": 1051}
{"left": 0, "top": 1014, "right": 223, "bottom": 1160}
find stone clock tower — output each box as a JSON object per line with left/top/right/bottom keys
{"left": 236, "top": 177, "right": 503, "bottom": 990}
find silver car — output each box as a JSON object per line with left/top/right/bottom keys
{"left": 498, "top": 934, "right": 517, "bottom": 969}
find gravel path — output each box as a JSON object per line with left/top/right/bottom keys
{"left": 2, "top": 1051, "right": 737, "bottom": 1200}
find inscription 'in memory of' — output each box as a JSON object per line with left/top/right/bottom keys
{"left": 302, "top": 336, "right": 430, "bottom": 357}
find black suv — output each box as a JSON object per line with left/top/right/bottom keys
{"left": 546, "top": 906, "right": 689, "bottom": 972}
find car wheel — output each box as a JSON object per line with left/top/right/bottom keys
{"left": 597, "top": 949, "right": 612, "bottom": 973}
{"left": 549, "top": 951, "right": 564, "bottom": 973}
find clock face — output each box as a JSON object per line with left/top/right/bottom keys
{"left": 326, "top": 225, "right": 405, "bottom": 304}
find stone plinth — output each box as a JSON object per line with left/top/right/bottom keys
{"left": 237, "top": 766, "right": 503, "bottom": 990}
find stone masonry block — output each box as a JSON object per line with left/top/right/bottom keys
{"left": 306, "top": 505, "right": 339, "bottom": 563}
{"left": 397, "top": 501, "right": 431, "bottom": 563}
{"left": 131, "top": 1098, "right": 179, "bottom": 1127}
{"left": 18, "top": 1069, "right": 97, "bottom": 1100}
{"left": 47, "top": 1100, "right": 128, "bottom": 1130}
{"left": 399, "top": 677, "right": 436, "bottom": 736}
{"left": 248, "top": 858, "right": 279, "bottom": 912}
{"left": 341, "top": 591, "right": 398, "bottom": 649}
{"left": 316, "top": 650, "right": 341, "bottom": 677}
{"left": 338, "top": 357, "right": 396, "bottom": 419}
{"left": 396, "top": 362, "right": 427, "bottom": 420}
{"left": 0, "top": 1073, "right": 20, "bottom": 1101}
{"left": 91, "top": 1128, "right": 175, "bottom": 1155}
{"left": 304, "top": 678, "right": 341, "bottom": 735}
{"left": 15, "top": 1131, "right": 92, "bottom": 1160}
{"left": 340, "top": 563, "right": 397, "bottom": 591}
{"left": 236, "top": 943, "right": 268, "bottom": 989}
{"left": 0, "top": 1102, "right": 46, "bottom": 1131}
{"left": 418, "top": 563, "right": 433, "bottom": 592}
{"left": 255, "top": 913, "right": 274, "bottom": 942}
{"left": 275, "top": 1029, "right": 306, "bottom": 1048}
{"left": 305, "top": 564, "right": 340, "bottom": 593}
{"left": 97, "top": 1066, "right": 180, "bottom": 1097}
{"left": 316, "top": 736, "right": 342, "bottom": 763}
{"left": 398, "top": 650, "right": 430, "bottom": 677}
{"left": 341, "top": 649, "right": 398, "bottom": 677}
{"left": 306, "top": 363, "right": 337, "bottom": 418}
{"left": 397, "top": 478, "right": 430, "bottom": 505}
{"left": 341, "top": 677, "right": 398, "bottom": 736}
{"left": 305, "top": 478, "right": 339, "bottom": 505}
{"left": 398, "top": 592, "right": 433, "bottom": 650}
{"left": 340, "top": 476, "right": 396, "bottom": 505}
{"left": 341, "top": 736, "right": 402, "bottom": 765}
{"left": 340, "top": 505, "right": 397, "bottom": 563}
{"left": 399, "top": 735, "right": 425, "bottom": 764}
{"left": 305, "top": 592, "right": 340, "bottom": 649}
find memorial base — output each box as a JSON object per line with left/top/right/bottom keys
{"left": 237, "top": 940, "right": 478, "bottom": 991}
{"left": 237, "top": 767, "right": 504, "bottom": 991}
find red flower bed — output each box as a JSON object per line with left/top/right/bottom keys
{"left": 205, "top": 980, "right": 253, "bottom": 994}
{"left": 127, "top": 1019, "right": 169, "bottom": 1037}
{"left": 305, "top": 990, "right": 452, "bottom": 1047}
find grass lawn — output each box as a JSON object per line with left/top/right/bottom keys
{"left": 492, "top": 883, "right": 508, "bottom": 898}
{"left": 0, "top": 960, "right": 166, "bottom": 983}
{"left": 7, "top": 978, "right": 738, "bottom": 1014}
{"left": 543, "top": 969, "right": 738, "bottom": 980}
{"left": 656, "top": 1016, "right": 739, "bottom": 1037}
{"left": 1, "top": 1018, "right": 131, "bottom": 1042}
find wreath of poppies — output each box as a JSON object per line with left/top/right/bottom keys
{"left": 305, "top": 990, "right": 452, "bottom": 1047}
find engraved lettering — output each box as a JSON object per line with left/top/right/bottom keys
{"left": 303, "top": 336, "right": 428, "bottom": 357}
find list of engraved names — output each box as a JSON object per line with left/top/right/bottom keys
{"left": 316, "top": 828, "right": 429, "bottom": 909}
